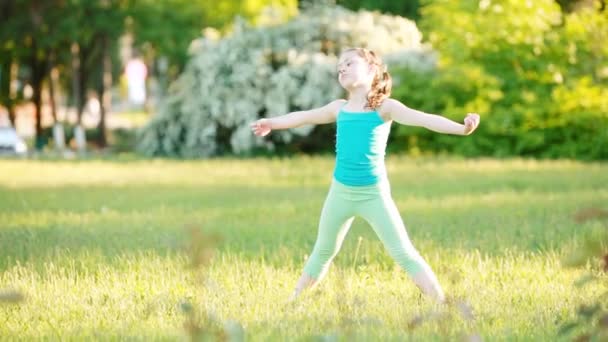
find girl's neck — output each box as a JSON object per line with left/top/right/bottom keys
{"left": 346, "top": 87, "right": 370, "bottom": 109}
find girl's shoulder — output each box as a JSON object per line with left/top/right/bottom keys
{"left": 378, "top": 98, "right": 400, "bottom": 111}
{"left": 377, "top": 98, "right": 401, "bottom": 120}
{"left": 318, "top": 99, "right": 348, "bottom": 120}
{"left": 335, "top": 99, "right": 348, "bottom": 107}
{"left": 328, "top": 99, "right": 348, "bottom": 112}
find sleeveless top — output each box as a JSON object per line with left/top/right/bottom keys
{"left": 333, "top": 108, "right": 392, "bottom": 186}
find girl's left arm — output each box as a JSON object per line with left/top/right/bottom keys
{"left": 380, "top": 98, "right": 480, "bottom": 135}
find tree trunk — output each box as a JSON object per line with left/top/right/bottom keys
{"left": 8, "top": 62, "right": 17, "bottom": 127}
{"left": 7, "top": 107, "right": 16, "bottom": 127}
{"left": 0, "top": 61, "right": 16, "bottom": 127}
{"left": 30, "top": 49, "right": 47, "bottom": 150}
{"left": 71, "top": 42, "right": 87, "bottom": 153}
{"left": 77, "top": 62, "right": 88, "bottom": 125}
{"left": 47, "top": 50, "right": 57, "bottom": 124}
{"left": 76, "top": 38, "right": 99, "bottom": 126}
{"left": 71, "top": 42, "right": 82, "bottom": 125}
{"left": 48, "top": 50, "right": 66, "bottom": 151}
{"left": 96, "top": 34, "right": 111, "bottom": 148}
{"left": 32, "top": 82, "right": 43, "bottom": 150}
{"left": 51, "top": 68, "right": 67, "bottom": 152}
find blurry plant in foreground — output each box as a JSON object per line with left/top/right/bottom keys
{"left": 0, "top": 289, "right": 24, "bottom": 304}
{"left": 180, "top": 226, "right": 244, "bottom": 341}
{"left": 559, "top": 208, "right": 608, "bottom": 341}
{"left": 406, "top": 296, "right": 481, "bottom": 341}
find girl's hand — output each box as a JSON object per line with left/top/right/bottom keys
{"left": 463, "top": 113, "right": 480, "bottom": 135}
{"left": 251, "top": 119, "right": 272, "bottom": 137}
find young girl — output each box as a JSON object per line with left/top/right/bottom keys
{"left": 250, "top": 48, "right": 480, "bottom": 303}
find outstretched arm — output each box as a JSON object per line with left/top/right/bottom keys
{"left": 381, "top": 99, "right": 480, "bottom": 135}
{"left": 251, "top": 99, "right": 346, "bottom": 137}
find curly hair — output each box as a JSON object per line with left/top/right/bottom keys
{"left": 342, "top": 48, "right": 392, "bottom": 110}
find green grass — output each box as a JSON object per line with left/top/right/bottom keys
{"left": 0, "top": 156, "right": 607, "bottom": 340}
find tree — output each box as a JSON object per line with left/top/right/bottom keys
{"left": 0, "top": 0, "right": 129, "bottom": 150}
{"left": 0, "top": 0, "right": 65, "bottom": 148}
{"left": 388, "top": 0, "right": 608, "bottom": 159}
{"left": 127, "top": 0, "right": 298, "bottom": 85}
{"left": 299, "top": 0, "right": 420, "bottom": 19}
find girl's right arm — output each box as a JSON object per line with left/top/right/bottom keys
{"left": 251, "top": 99, "right": 345, "bottom": 137}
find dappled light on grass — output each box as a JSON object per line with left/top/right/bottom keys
{"left": 0, "top": 157, "right": 607, "bottom": 339}
{"left": 0, "top": 248, "right": 601, "bottom": 339}
{"left": 1, "top": 157, "right": 605, "bottom": 189}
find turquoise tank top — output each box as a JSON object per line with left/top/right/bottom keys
{"left": 333, "top": 108, "right": 392, "bottom": 186}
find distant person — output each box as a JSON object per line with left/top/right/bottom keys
{"left": 251, "top": 48, "right": 480, "bottom": 303}
{"left": 125, "top": 56, "right": 148, "bottom": 109}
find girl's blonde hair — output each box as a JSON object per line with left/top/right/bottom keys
{"left": 342, "top": 48, "right": 392, "bottom": 110}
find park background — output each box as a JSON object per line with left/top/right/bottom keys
{"left": 1, "top": 0, "right": 607, "bottom": 340}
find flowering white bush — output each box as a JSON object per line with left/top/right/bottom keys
{"left": 137, "top": 5, "right": 435, "bottom": 157}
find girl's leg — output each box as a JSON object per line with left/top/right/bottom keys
{"left": 359, "top": 191, "right": 445, "bottom": 303}
{"left": 292, "top": 183, "right": 355, "bottom": 299}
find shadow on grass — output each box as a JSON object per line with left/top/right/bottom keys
{"left": 0, "top": 182, "right": 603, "bottom": 272}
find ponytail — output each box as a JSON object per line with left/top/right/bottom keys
{"left": 367, "top": 69, "right": 392, "bottom": 110}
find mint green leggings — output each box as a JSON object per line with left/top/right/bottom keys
{"left": 303, "top": 178, "right": 431, "bottom": 281}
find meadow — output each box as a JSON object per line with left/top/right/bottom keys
{"left": 0, "top": 156, "right": 606, "bottom": 340}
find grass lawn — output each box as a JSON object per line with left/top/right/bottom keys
{"left": 1, "top": 156, "right": 607, "bottom": 340}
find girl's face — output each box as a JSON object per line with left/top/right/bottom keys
{"left": 337, "top": 51, "right": 375, "bottom": 90}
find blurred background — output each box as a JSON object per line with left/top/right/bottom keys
{"left": 1, "top": 2, "right": 608, "bottom": 339}
{"left": 1, "top": 0, "right": 606, "bottom": 160}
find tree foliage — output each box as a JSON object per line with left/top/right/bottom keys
{"left": 389, "top": 0, "right": 608, "bottom": 159}
{"left": 128, "top": 0, "right": 298, "bottom": 78}
{"left": 300, "top": 0, "right": 420, "bottom": 19}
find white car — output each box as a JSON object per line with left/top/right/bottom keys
{"left": 0, "top": 126, "right": 28, "bottom": 156}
